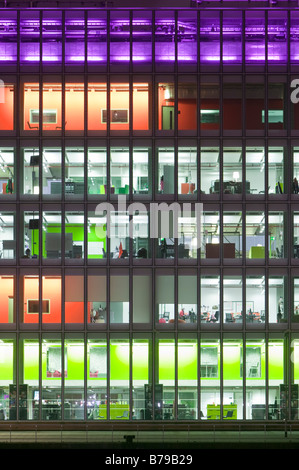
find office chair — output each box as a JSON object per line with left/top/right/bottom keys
{"left": 225, "top": 313, "right": 234, "bottom": 323}
{"left": 116, "top": 410, "right": 129, "bottom": 419}
{"left": 56, "top": 121, "right": 67, "bottom": 130}
{"left": 27, "top": 121, "right": 38, "bottom": 130}
{"left": 223, "top": 410, "right": 234, "bottom": 419}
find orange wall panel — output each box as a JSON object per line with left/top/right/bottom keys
{"left": 0, "top": 87, "right": 14, "bottom": 130}
{"left": 0, "top": 277, "right": 14, "bottom": 323}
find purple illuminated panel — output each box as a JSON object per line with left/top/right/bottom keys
{"left": 200, "top": 11, "right": 220, "bottom": 63}
{"left": 155, "top": 12, "right": 175, "bottom": 63}
{"left": 177, "top": 11, "right": 197, "bottom": 63}
{"left": 267, "top": 11, "right": 287, "bottom": 62}
{"left": 110, "top": 11, "right": 130, "bottom": 63}
{"left": 132, "top": 11, "right": 152, "bottom": 64}
{"left": 20, "top": 11, "right": 40, "bottom": 63}
{"left": 42, "top": 12, "right": 62, "bottom": 63}
{"left": 291, "top": 11, "right": 299, "bottom": 63}
{"left": 0, "top": 8, "right": 296, "bottom": 66}
{"left": 87, "top": 11, "right": 107, "bottom": 63}
{"left": 223, "top": 11, "right": 242, "bottom": 63}
{"left": 0, "top": 12, "right": 17, "bottom": 62}
{"left": 245, "top": 11, "right": 265, "bottom": 63}
{"left": 65, "top": 12, "right": 84, "bottom": 63}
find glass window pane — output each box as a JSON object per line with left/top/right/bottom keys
{"left": 223, "top": 335, "right": 243, "bottom": 420}
{"left": 132, "top": 336, "right": 151, "bottom": 420}
{"left": 87, "top": 11, "right": 107, "bottom": 64}
{"left": 133, "top": 270, "right": 152, "bottom": 324}
{"left": 245, "top": 336, "right": 266, "bottom": 420}
{"left": 201, "top": 274, "right": 220, "bottom": 324}
{"left": 110, "top": 336, "right": 130, "bottom": 420}
{"left": 42, "top": 336, "right": 62, "bottom": 421}
{"left": 0, "top": 12, "right": 17, "bottom": 63}
{"left": 157, "top": 146, "right": 174, "bottom": 194}
{"left": 0, "top": 274, "right": 15, "bottom": 324}
{"left": 200, "top": 336, "right": 220, "bottom": 419}
{"left": 200, "top": 145, "right": 219, "bottom": 194}
{"left": 246, "top": 212, "right": 265, "bottom": 259}
{"left": 200, "top": 12, "right": 220, "bottom": 63}
{"left": 269, "top": 275, "right": 287, "bottom": 324}
{"left": 178, "top": 146, "right": 197, "bottom": 195}
{"left": 87, "top": 336, "right": 107, "bottom": 420}
{"left": 246, "top": 274, "right": 265, "bottom": 324}
{"left": 223, "top": 275, "right": 242, "bottom": 324}
{"left": 42, "top": 274, "right": 61, "bottom": 324}
{"left": 65, "top": 12, "right": 84, "bottom": 64}
{"left": 110, "top": 146, "right": 129, "bottom": 195}
{"left": 65, "top": 272, "right": 84, "bottom": 324}
{"left": 246, "top": 145, "right": 265, "bottom": 194}
{"left": 21, "top": 336, "right": 39, "bottom": 420}
{"left": 42, "top": 147, "right": 62, "bottom": 197}
{"left": 43, "top": 11, "right": 62, "bottom": 64}
{"left": 110, "top": 271, "right": 129, "bottom": 324}
{"left": 178, "top": 336, "right": 198, "bottom": 420}
{"left": 155, "top": 271, "right": 174, "bottom": 324}
{"left": 64, "top": 336, "right": 85, "bottom": 420}
{"left": 178, "top": 272, "right": 197, "bottom": 325}
{"left": 157, "top": 336, "right": 175, "bottom": 420}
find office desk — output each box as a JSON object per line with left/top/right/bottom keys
{"left": 98, "top": 403, "right": 129, "bottom": 420}
{"left": 249, "top": 246, "right": 265, "bottom": 259}
{"left": 207, "top": 404, "right": 237, "bottom": 420}
{"left": 206, "top": 243, "right": 235, "bottom": 258}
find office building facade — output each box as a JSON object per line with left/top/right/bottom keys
{"left": 0, "top": 0, "right": 298, "bottom": 429}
